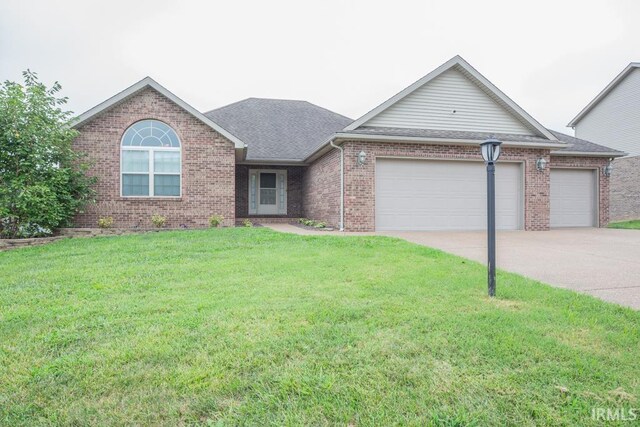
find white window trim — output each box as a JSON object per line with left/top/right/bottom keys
{"left": 120, "top": 121, "right": 182, "bottom": 198}
{"left": 248, "top": 169, "right": 287, "bottom": 215}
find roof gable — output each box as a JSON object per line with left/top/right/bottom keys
{"left": 568, "top": 62, "right": 640, "bottom": 127}
{"left": 345, "top": 56, "right": 557, "bottom": 141}
{"left": 72, "top": 77, "right": 245, "bottom": 149}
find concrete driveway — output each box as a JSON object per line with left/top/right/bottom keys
{"left": 381, "top": 228, "right": 640, "bottom": 309}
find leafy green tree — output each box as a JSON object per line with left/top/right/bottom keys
{"left": 0, "top": 71, "right": 95, "bottom": 238}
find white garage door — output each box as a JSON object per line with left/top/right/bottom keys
{"left": 375, "top": 159, "right": 523, "bottom": 231}
{"left": 550, "top": 169, "right": 596, "bottom": 227}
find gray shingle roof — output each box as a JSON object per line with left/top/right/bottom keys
{"left": 204, "top": 98, "right": 352, "bottom": 161}
{"left": 204, "top": 99, "right": 623, "bottom": 161}
{"left": 547, "top": 130, "right": 626, "bottom": 154}
{"left": 341, "top": 127, "right": 623, "bottom": 155}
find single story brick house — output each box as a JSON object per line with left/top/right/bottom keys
{"left": 72, "top": 56, "right": 625, "bottom": 231}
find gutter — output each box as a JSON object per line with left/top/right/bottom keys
{"left": 550, "top": 150, "right": 627, "bottom": 158}
{"left": 330, "top": 139, "right": 345, "bottom": 231}
{"left": 237, "top": 158, "right": 307, "bottom": 166}
{"left": 303, "top": 132, "right": 568, "bottom": 163}
{"left": 334, "top": 132, "right": 567, "bottom": 149}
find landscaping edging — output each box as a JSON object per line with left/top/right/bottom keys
{"left": 0, "top": 236, "right": 70, "bottom": 251}
{"left": 1, "top": 227, "right": 213, "bottom": 251}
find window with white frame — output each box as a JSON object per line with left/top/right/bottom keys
{"left": 121, "top": 120, "right": 181, "bottom": 197}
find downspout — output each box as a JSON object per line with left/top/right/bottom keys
{"left": 329, "top": 140, "right": 345, "bottom": 231}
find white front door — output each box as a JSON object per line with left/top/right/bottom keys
{"left": 249, "top": 169, "right": 287, "bottom": 215}
{"left": 258, "top": 172, "right": 278, "bottom": 215}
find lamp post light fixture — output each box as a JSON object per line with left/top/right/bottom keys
{"left": 603, "top": 159, "right": 613, "bottom": 177}
{"left": 536, "top": 157, "right": 547, "bottom": 172}
{"left": 357, "top": 150, "right": 367, "bottom": 166}
{"left": 480, "top": 138, "right": 502, "bottom": 297}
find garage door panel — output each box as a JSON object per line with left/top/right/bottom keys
{"left": 550, "top": 169, "right": 596, "bottom": 227}
{"left": 375, "top": 159, "right": 522, "bottom": 231}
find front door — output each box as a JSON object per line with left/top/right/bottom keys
{"left": 248, "top": 169, "right": 287, "bottom": 216}
{"left": 258, "top": 172, "right": 278, "bottom": 215}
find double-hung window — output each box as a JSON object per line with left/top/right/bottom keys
{"left": 121, "top": 120, "right": 181, "bottom": 197}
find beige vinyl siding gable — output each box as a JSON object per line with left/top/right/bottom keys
{"left": 574, "top": 68, "right": 640, "bottom": 157}
{"left": 363, "top": 68, "right": 534, "bottom": 135}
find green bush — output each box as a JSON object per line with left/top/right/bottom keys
{"left": 0, "top": 70, "right": 95, "bottom": 238}
{"left": 209, "top": 215, "right": 224, "bottom": 228}
{"left": 151, "top": 215, "right": 166, "bottom": 228}
{"left": 298, "top": 218, "right": 326, "bottom": 228}
{"left": 242, "top": 219, "right": 253, "bottom": 227}
{"left": 97, "top": 217, "right": 114, "bottom": 229}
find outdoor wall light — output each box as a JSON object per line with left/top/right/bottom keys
{"left": 357, "top": 150, "right": 367, "bottom": 166}
{"left": 536, "top": 157, "right": 547, "bottom": 172}
{"left": 603, "top": 160, "right": 613, "bottom": 177}
{"left": 480, "top": 138, "right": 503, "bottom": 298}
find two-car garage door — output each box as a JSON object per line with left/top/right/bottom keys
{"left": 375, "top": 159, "right": 523, "bottom": 231}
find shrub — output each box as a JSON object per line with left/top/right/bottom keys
{"left": 97, "top": 216, "right": 114, "bottom": 229}
{"left": 242, "top": 219, "right": 253, "bottom": 227}
{"left": 0, "top": 70, "right": 96, "bottom": 238}
{"left": 151, "top": 214, "right": 166, "bottom": 228}
{"left": 209, "top": 215, "right": 224, "bottom": 228}
{"left": 0, "top": 219, "right": 52, "bottom": 238}
{"left": 298, "top": 218, "right": 327, "bottom": 228}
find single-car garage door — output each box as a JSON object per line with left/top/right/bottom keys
{"left": 375, "top": 159, "right": 523, "bottom": 231}
{"left": 550, "top": 168, "right": 597, "bottom": 227}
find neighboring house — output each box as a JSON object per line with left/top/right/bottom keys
{"left": 568, "top": 63, "right": 640, "bottom": 221}
{"left": 72, "top": 56, "right": 624, "bottom": 232}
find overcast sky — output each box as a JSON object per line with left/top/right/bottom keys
{"left": 1, "top": 0, "right": 639, "bottom": 133}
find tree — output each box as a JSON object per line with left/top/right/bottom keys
{"left": 0, "top": 71, "right": 95, "bottom": 238}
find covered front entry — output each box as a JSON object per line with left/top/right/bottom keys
{"left": 248, "top": 169, "right": 288, "bottom": 215}
{"left": 375, "top": 158, "right": 523, "bottom": 231}
{"left": 550, "top": 168, "right": 597, "bottom": 227}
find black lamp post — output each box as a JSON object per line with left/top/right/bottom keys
{"left": 480, "top": 138, "right": 502, "bottom": 297}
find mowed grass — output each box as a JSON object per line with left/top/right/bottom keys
{"left": 0, "top": 228, "right": 638, "bottom": 426}
{"left": 609, "top": 219, "right": 640, "bottom": 230}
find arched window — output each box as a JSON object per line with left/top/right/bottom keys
{"left": 121, "top": 120, "right": 181, "bottom": 197}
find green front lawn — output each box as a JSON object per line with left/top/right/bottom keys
{"left": 1, "top": 229, "right": 638, "bottom": 426}
{"left": 609, "top": 219, "right": 640, "bottom": 229}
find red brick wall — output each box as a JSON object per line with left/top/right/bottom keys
{"left": 235, "top": 165, "right": 305, "bottom": 218}
{"left": 72, "top": 87, "right": 236, "bottom": 228}
{"left": 609, "top": 156, "right": 640, "bottom": 221}
{"left": 338, "top": 140, "right": 555, "bottom": 232}
{"left": 302, "top": 148, "right": 341, "bottom": 228}
{"left": 550, "top": 156, "right": 611, "bottom": 227}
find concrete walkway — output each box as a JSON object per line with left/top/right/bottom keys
{"left": 265, "top": 224, "right": 640, "bottom": 310}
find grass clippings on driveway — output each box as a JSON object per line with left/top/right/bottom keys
{"left": 0, "top": 228, "right": 638, "bottom": 426}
